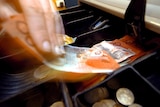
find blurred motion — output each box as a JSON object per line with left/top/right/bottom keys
{"left": 0, "top": 0, "right": 160, "bottom": 107}
{"left": 0, "top": 14, "right": 98, "bottom": 82}
{"left": 0, "top": 0, "right": 93, "bottom": 81}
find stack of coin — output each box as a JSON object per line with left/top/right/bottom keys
{"left": 92, "top": 99, "right": 116, "bottom": 107}
{"left": 84, "top": 87, "right": 109, "bottom": 104}
{"left": 106, "top": 78, "right": 121, "bottom": 90}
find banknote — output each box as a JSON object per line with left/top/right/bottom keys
{"left": 2, "top": 14, "right": 124, "bottom": 74}
{"left": 44, "top": 45, "right": 120, "bottom": 73}
{"left": 92, "top": 41, "right": 135, "bottom": 63}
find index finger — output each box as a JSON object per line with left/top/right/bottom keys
{"left": 19, "top": 0, "right": 64, "bottom": 54}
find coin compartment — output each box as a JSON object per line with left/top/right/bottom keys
{"left": 73, "top": 66, "right": 160, "bottom": 107}
{"left": 132, "top": 49, "right": 160, "bottom": 93}
{"left": 0, "top": 81, "right": 71, "bottom": 107}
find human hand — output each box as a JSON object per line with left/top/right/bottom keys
{"left": 19, "top": 0, "right": 65, "bottom": 55}
{"left": 1, "top": 0, "right": 65, "bottom": 56}
{"left": 0, "top": 0, "right": 19, "bottom": 21}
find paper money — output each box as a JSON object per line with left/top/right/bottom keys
{"left": 92, "top": 41, "right": 135, "bottom": 63}
{"left": 44, "top": 45, "right": 120, "bottom": 73}
{"left": 2, "top": 14, "right": 120, "bottom": 74}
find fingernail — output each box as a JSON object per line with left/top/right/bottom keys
{"left": 54, "top": 46, "right": 65, "bottom": 55}
{"left": 59, "top": 46, "right": 66, "bottom": 54}
{"left": 43, "top": 41, "right": 51, "bottom": 52}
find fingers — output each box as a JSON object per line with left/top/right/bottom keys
{"left": 0, "top": 1, "right": 18, "bottom": 21}
{"left": 19, "top": 0, "right": 65, "bottom": 55}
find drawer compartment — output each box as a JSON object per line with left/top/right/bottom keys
{"left": 132, "top": 49, "right": 160, "bottom": 93}
{"left": 0, "top": 81, "right": 72, "bottom": 107}
{"left": 73, "top": 67, "right": 160, "bottom": 107}
{"left": 60, "top": 5, "right": 125, "bottom": 39}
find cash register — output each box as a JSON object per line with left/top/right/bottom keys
{"left": 0, "top": 0, "right": 160, "bottom": 107}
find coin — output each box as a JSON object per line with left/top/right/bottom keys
{"left": 92, "top": 99, "right": 116, "bottom": 107}
{"left": 92, "top": 101, "right": 102, "bottom": 107}
{"left": 33, "top": 64, "right": 51, "bottom": 79}
{"left": 84, "top": 87, "right": 109, "bottom": 104}
{"left": 113, "top": 103, "right": 124, "bottom": 107}
{"left": 116, "top": 88, "right": 134, "bottom": 106}
{"left": 128, "top": 103, "right": 143, "bottom": 107}
{"left": 106, "top": 78, "right": 120, "bottom": 90}
{"left": 50, "top": 101, "right": 64, "bottom": 107}
{"left": 101, "top": 99, "right": 116, "bottom": 107}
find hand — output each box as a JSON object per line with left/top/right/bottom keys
{"left": 0, "top": 0, "right": 65, "bottom": 55}
{"left": 0, "top": 0, "right": 19, "bottom": 21}
{"left": 19, "top": 0, "right": 65, "bottom": 55}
